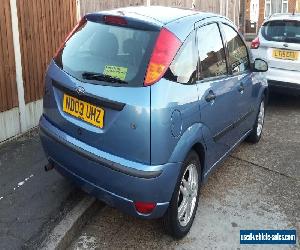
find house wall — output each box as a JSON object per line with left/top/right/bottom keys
{"left": 257, "top": 0, "right": 266, "bottom": 29}
{"left": 288, "top": 0, "right": 298, "bottom": 12}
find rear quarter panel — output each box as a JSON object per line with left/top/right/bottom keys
{"left": 150, "top": 79, "right": 202, "bottom": 165}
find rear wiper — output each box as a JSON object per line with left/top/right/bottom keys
{"left": 82, "top": 72, "right": 128, "bottom": 84}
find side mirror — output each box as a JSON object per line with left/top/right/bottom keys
{"left": 252, "top": 59, "right": 268, "bottom": 72}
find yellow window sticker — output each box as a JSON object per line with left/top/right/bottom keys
{"left": 103, "top": 65, "right": 128, "bottom": 81}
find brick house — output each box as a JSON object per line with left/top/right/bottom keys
{"left": 245, "top": 0, "right": 300, "bottom": 34}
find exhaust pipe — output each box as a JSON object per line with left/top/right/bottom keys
{"left": 44, "top": 161, "right": 54, "bottom": 172}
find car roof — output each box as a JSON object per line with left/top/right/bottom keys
{"left": 88, "top": 6, "right": 230, "bottom": 42}
{"left": 266, "top": 13, "right": 300, "bottom": 22}
{"left": 103, "top": 6, "right": 203, "bottom": 24}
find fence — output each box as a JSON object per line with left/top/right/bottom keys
{"left": 0, "top": 0, "right": 18, "bottom": 113}
{"left": 0, "top": 0, "right": 76, "bottom": 142}
{"left": 78, "top": 0, "right": 241, "bottom": 26}
{"left": 17, "top": 0, "right": 77, "bottom": 104}
{"left": 78, "top": 0, "right": 146, "bottom": 16}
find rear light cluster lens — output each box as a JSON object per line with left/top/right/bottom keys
{"left": 134, "top": 201, "right": 156, "bottom": 214}
{"left": 251, "top": 37, "right": 260, "bottom": 49}
{"left": 54, "top": 17, "right": 87, "bottom": 58}
{"left": 144, "top": 28, "right": 181, "bottom": 86}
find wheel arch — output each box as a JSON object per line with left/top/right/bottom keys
{"left": 191, "top": 142, "right": 206, "bottom": 181}
{"left": 263, "top": 86, "right": 269, "bottom": 105}
{"left": 168, "top": 123, "right": 206, "bottom": 164}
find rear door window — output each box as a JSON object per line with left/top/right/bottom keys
{"left": 196, "top": 23, "right": 227, "bottom": 79}
{"left": 164, "top": 31, "right": 198, "bottom": 84}
{"left": 222, "top": 24, "right": 250, "bottom": 74}
{"left": 261, "top": 20, "right": 300, "bottom": 44}
{"left": 55, "top": 20, "right": 158, "bottom": 86}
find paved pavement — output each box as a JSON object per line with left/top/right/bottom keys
{"left": 68, "top": 93, "right": 300, "bottom": 249}
{"left": 0, "top": 130, "right": 86, "bottom": 249}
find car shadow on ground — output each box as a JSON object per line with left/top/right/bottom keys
{"left": 268, "top": 92, "right": 300, "bottom": 108}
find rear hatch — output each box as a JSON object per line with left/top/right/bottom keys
{"left": 259, "top": 19, "right": 300, "bottom": 71}
{"left": 43, "top": 13, "right": 160, "bottom": 164}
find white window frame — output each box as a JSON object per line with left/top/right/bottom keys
{"left": 265, "top": 0, "right": 272, "bottom": 17}
{"left": 265, "top": 0, "right": 289, "bottom": 18}
{"left": 282, "top": 0, "right": 288, "bottom": 13}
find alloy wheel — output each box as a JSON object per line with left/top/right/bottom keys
{"left": 177, "top": 163, "right": 199, "bottom": 227}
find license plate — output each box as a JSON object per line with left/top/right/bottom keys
{"left": 63, "top": 94, "right": 104, "bottom": 128}
{"left": 273, "top": 49, "right": 299, "bottom": 60}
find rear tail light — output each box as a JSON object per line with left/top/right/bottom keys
{"left": 134, "top": 201, "right": 156, "bottom": 214}
{"left": 251, "top": 37, "right": 260, "bottom": 49}
{"left": 104, "top": 15, "right": 127, "bottom": 26}
{"left": 144, "top": 28, "right": 181, "bottom": 86}
{"left": 54, "top": 17, "right": 87, "bottom": 58}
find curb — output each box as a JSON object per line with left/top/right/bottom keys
{"left": 40, "top": 196, "right": 102, "bottom": 250}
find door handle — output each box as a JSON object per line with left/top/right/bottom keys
{"left": 238, "top": 83, "right": 245, "bottom": 93}
{"left": 205, "top": 90, "right": 216, "bottom": 102}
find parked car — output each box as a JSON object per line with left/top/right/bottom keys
{"left": 40, "top": 6, "right": 268, "bottom": 238}
{"left": 251, "top": 13, "right": 300, "bottom": 95}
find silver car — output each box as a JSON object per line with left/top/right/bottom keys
{"left": 251, "top": 13, "right": 300, "bottom": 95}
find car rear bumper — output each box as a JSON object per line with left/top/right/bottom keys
{"left": 266, "top": 67, "right": 300, "bottom": 95}
{"left": 268, "top": 80, "right": 300, "bottom": 94}
{"left": 39, "top": 115, "right": 181, "bottom": 219}
{"left": 266, "top": 67, "right": 300, "bottom": 85}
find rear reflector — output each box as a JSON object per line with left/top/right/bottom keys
{"left": 134, "top": 202, "right": 156, "bottom": 214}
{"left": 144, "top": 28, "right": 181, "bottom": 86}
{"left": 104, "top": 15, "right": 127, "bottom": 26}
{"left": 251, "top": 37, "right": 260, "bottom": 49}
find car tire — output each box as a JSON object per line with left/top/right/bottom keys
{"left": 162, "top": 150, "right": 201, "bottom": 239}
{"left": 245, "top": 96, "right": 265, "bottom": 143}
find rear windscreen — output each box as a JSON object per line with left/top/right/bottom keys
{"left": 261, "top": 20, "right": 300, "bottom": 44}
{"left": 54, "top": 20, "right": 158, "bottom": 86}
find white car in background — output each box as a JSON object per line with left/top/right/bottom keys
{"left": 251, "top": 13, "right": 300, "bottom": 95}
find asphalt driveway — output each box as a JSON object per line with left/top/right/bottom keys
{"left": 0, "top": 130, "right": 85, "bottom": 250}
{"left": 68, "top": 93, "right": 300, "bottom": 249}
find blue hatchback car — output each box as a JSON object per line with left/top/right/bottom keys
{"left": 40, "top": 6, "right": 268, "bottom": 238}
